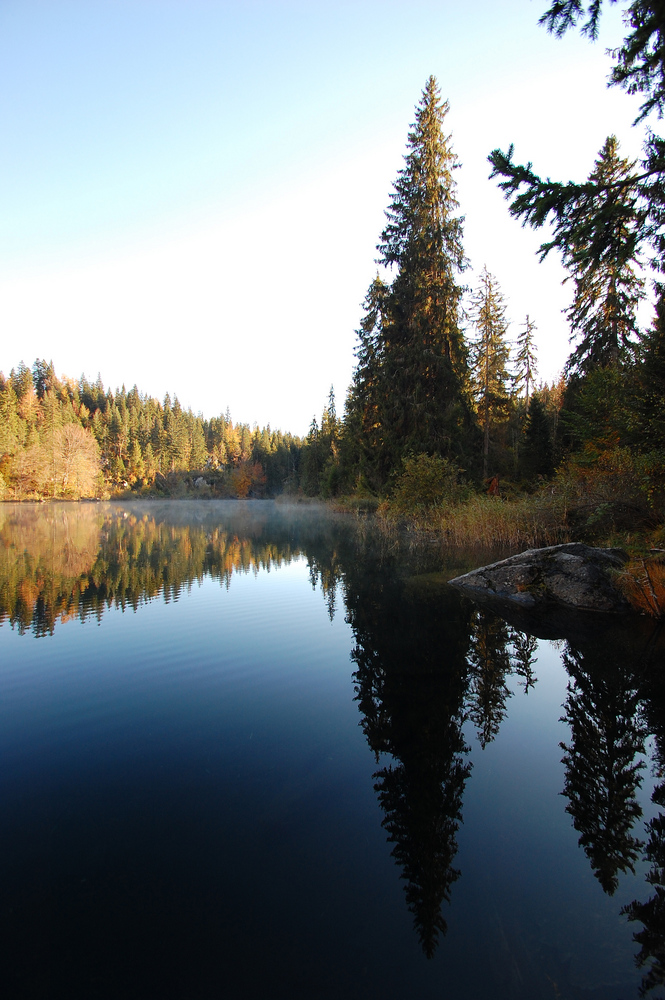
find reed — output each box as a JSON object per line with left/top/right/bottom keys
{"left": 381, "top": 493, "right": 569, "bottom": 549}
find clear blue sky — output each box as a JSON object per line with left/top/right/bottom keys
{"left": 0, "top": 0, "right": 648, "bottom": 434}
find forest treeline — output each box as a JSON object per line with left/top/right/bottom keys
{"left": 0, "top": 361, "right": 302, "bottom": 500}
{"left": 2, "top": 2, "right": 665, "bottom": 554}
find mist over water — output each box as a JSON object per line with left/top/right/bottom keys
{"left": 1, "top": 501, "right": 663, "bottom": 999}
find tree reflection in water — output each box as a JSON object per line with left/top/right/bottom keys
{"left": 0, "top": 500, "right": 338, "bottom": 635}
{"left": 7, "top": 501, "right": 665, "bottom": 978}
{"left": 623, "top": 811, "right": 665, "bottom": 997}
{"left": 466, "top": 610, "right": 514, "bottom": 749}
{"left": 446, "top": 592, "right": 665, "bottom": 987}
{"left": 345, "top": 558, "right": 544, "bottom": 957}
{"left": 510, "top": 629, "right": 538, "bottom": 694}
{"left": 559, "top": 638, "right": 647, "bottom": 895}
{"left": 622, "top": 635, "right": 665, "bottom": 996}
{"left": 347, "top": 566, "right": 473, "bottom": 958}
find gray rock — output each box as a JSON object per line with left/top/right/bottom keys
{"left": 448, "top": 542, "right": 630, "bottom": 613}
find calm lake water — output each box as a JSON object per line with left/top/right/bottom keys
{"left": 1, "top": 501, "right": 664, "bottom": 999}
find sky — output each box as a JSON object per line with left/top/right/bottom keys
{"left": 0, "top": 0, "right": 653, "bottom": 435}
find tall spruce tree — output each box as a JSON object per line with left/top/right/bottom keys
{"left": 470, "top": 267, "right": 511, "bottom": 478}
{"left": 349, "top": 77, "right": 470, "bottom": 487}
{"left": 564, "top": 137, "right": 645, "bottom": 375}
{"left": 514, "top": 315, "right": 538, "bottom": 412}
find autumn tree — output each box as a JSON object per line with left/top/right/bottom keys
{"left": 0, "top": 360, "right": 306, "bottom": 498}
{"left": 53, "top": 424, "right": 101, "bottom": 497}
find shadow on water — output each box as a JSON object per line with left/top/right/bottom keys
{"left": 3, "top": 501, "right": 665, "bottom": 995}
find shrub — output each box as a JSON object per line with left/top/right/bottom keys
{"left": 554, "top": 446, "right": 665, "bottom": 538}
{"left": 385, "top": 453, "right": 468, "bottom": 520}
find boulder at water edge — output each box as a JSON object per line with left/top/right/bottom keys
{"left": 448, "top": 542, "right": 630, "bottom": 613}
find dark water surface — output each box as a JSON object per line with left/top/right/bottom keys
{"left": 1, "top": 501, "right": 664, "bottom": 999}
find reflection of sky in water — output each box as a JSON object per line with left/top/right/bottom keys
{"left": 0, "top": 560, "right": 357, "bottom": 781}
{"left": 0, "top": 505, "right": 659, "bottom": 998}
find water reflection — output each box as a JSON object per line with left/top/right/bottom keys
{"left": 466, "top": 610, "right": 514, "bottom": 749}
{"left": 559, "top": 635, "right": 647, "bottom": 896}
{"left": 344, "top": 557, "right": 547, "bottom": 956}
{"left": 488, "top": 602, "right": 665, "bottom": 995}
{"left": 4, "top": 501, "right": 665, "bottom": 985}
{"left": 346, "top": 564, "right": 472, "bottom": 957}
{"left": 0, "top": 501, "right": 325, "bottom": 635}
{"left": 622, "top": 638, "right": 665, "bottom": 996}
{"left": 510, "top": 629, "right": 538, "bottom": 694}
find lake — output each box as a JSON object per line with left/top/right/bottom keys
{"left": 1, "top": 500, "right": 664, "bottom": 999}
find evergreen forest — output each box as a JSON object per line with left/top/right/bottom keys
{"left": 2, "top": 3, "right": 665, "bottom": 571}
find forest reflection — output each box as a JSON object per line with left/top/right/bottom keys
{"left": 2, "top": 502, "right": 665, "bottom": 980}
{"left": 0, "top": 501, "right": 320, "bottom": 635}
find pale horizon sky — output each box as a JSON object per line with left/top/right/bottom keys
{"left": 0, "top": 0, "right": 652, "bottom": 435}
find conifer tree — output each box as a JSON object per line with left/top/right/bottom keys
{"left": 10, "top": 362, "right": 33, "bottom": 401}
{"left": 300, "top": 417, "right": 321, "bottom": 495}
{"left": 521, "top": 394, "right": 555, "bottom": 479}
{"left": 564, "top": 137, "right": 645, "bottom": 375}
{"left": 539, "top": 1, "right": 665, "bottom": 123}
{"left": 0, "top": 382, "right": 21, "bottom": 457}
{"left": 349, "top": 77, "right": 471, "bottom": 486}
{"left": 320, "top": 385, "right": 338, "bottom": 448}
{"left": 470, "top": 267, "right": 511, "bottom": 478}
{"left": 319, "top": 386, "right": 341, "bottom": 496}
{"left": 632, "top": 285, "right": 665, "bottom": 451}
{"left": 514, "top": 315, "right": 538, "bottom": 411}
{"left": 32, "top": 359, "right": 55, "bottom": 399}
{"left": 345, "top": 275, "right": 390, "bottom": 488}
